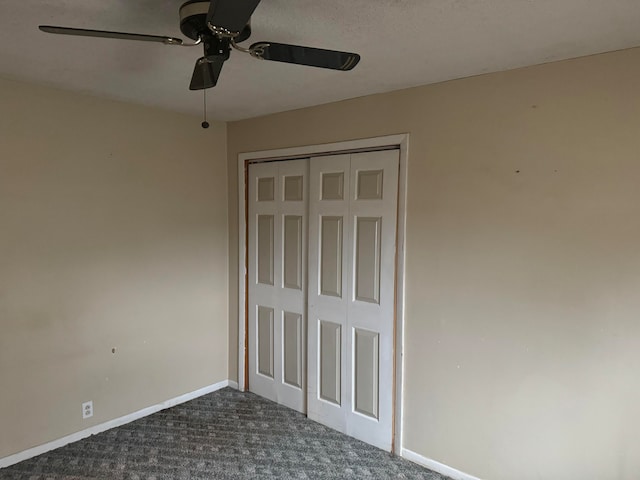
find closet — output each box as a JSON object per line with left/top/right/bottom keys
{"left": 247, "top": 149, "right": 399, "bottom": 451}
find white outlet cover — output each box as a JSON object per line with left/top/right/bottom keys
{"left": 82, "top": 401, "right": 93, "bottom": 419}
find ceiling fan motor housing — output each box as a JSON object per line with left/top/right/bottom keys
{"left": 179, "top": 1, "right": 210, "bottom": 40}
{"left": 179, "top": 0, "right": 252, "bottom": 42}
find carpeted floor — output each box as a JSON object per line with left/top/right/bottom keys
{"left": 0, "top": 388, "right": 448, "bottom": 479}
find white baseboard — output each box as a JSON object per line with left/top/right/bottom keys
{"left": 401, "top": 448, "right": 483, "bottom": 480}
{"left": 227, "top": 380, "right": 239, "bottom": 390}
{"left": 0, "top": 379, "right": 232, "bottom": 469}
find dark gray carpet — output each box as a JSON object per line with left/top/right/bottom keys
{"left": 1, "top": 388, "right": 448, "bottom": 479}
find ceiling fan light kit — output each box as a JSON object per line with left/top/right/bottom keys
{"left": 39, "top": 0, "right": 361, "bottom": 92}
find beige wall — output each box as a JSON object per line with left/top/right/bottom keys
{"left": 0, "top": 78, "right": 228, "bottom": 458}
{"left": 227, "top": 48, "right": 640, "bottom": 479}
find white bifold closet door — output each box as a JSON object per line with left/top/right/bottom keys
{"left": 307, "top": 150, "right": 399, "bottom": 451}
{"left": 247, "top": 149, "right": 399, "bottom": 451}
{"left": 248, "top": 159, "right": 309, "bottom": 413}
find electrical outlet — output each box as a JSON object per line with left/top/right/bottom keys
{"left": 82, "top": 401, "right": 93, "bottom": 419}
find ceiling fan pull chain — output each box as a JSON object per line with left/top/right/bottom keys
{"left": 202, "top": 89, "right": 210, "bottom": 129}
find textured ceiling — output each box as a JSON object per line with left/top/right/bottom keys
{"left": 1, "top": 0, "right": 640, "bottom": 121}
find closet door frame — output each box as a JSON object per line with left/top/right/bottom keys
{"left": 237, "top": 134, "right": 409, "bottom": 454}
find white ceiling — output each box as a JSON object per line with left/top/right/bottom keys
{"left": 1, "top": 0, "right": 639, "bottom": 121}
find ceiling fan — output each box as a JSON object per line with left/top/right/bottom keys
{"left": 39, "top": 0, "right": 361, "bottom": 91}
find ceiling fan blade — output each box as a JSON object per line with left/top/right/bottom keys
{"left": 39, "top": 25, "right": 182, "bottom": 45}
{"left": 206, "top": 0, "right": 261, "bottom": 35}
{"left": 250, "top": 42, "right": 360, "bottom": 71}
{"left": 189, "top": 57, "right": 225, "bottom": 90}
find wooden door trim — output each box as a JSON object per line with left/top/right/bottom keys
{"left": 237, "top": 134, "right": 409, "bottom": 454}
